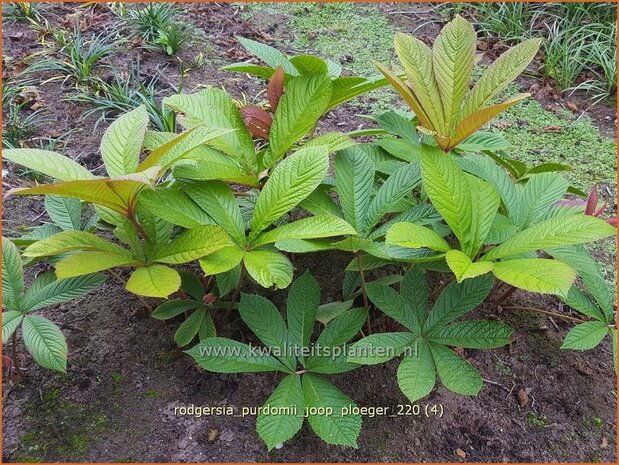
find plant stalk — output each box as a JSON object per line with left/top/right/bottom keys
{"left": 494, "top": 285, "right": 517, "bottom": 305}
{"left": 356, "top": 251, "right": 371, "bottom": 334}
{"left": 227, "top": 264, "right": 246, "bottom": 317}
{"left": 11, "top": 332, "right": 22, "bottom": 380}
{"left": 500, "top": 305, "right": 589, "bottom": 324}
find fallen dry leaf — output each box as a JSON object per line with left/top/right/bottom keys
{"left": 207, "top": 429, "right": 219, "bottom": 443}
{"left": 566, "top": 101, "right": 578, "bottom": 112}
{"left": 453, "top": 347, "right": 465, "bottom": 356}
{"left": 455, "top": 448, "right": 467, "bottom": 460}
{"left": 601, "top": 437, "right": 608, "bottom": 449}
{"left": 543, "top": 125, "right": 562, "bottom": 133}
{"left": 517, "top": 388, "right": 529, "bottom": 407}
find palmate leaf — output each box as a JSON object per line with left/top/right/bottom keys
{"left": 482, "top": 215, "right": 616, "bottom": 261}
{"left": 164, "top": 88, "right": 256, "bottom": 172}
{"left": 561, "top": 321, "right": 609, "bottom": 351}
{"left": 23, "top": 273, "right": 106, "bottom": 311}
{"left": 428, "top": 342, "right": 482, "bottom": 396}
{"left": 257, "top": 374, "right": 305, "bottom": 451}
{"left": 386, "top": 222, "right": 451, "bottom": 252}
{"left": 266, "top": 74, "right": 333, "bottom": 166}
{"left": 2, "top": 310, "right": 23, "bottom": 343}
{"left": 492, "top": 258, "right": 576, "bottom": 297}
{"left": 461, "top": 38, "right": 542, "bottom": 118}
{"left": 428, "top": 320, "right": 513, "bottom": 349}
{"left": 244, "top": 249, "right": 294, "bottom": 289}
{"left": 347, "top": 332, "right": 416, "bottom": 365}
{"left": 287, "top": 271, "right": 320, "bottom": 352}
{"left": 2, "top": 238, "right": 24, "bottom": 310}
{"left": 334, "top": 147, "right": 375, "bottom": 233}
{"left": 366, "top": 282, "right": 420, "bottom": 335}
{"left": 397, "top": 340, "right": 436, "bottom": 403}
{"left": 432, "top": 15, "right": 476, "bottom": 132}
{"left": 153, "top": 225, "right": 232, "bottom": 264}
{"left": 400, "top": 267, "right": 429, "bottom": 326}
{"left": 126, "top": 264, "right": 181, "bottom": 298}
{"left": 253, "top": 215, "right": 356, "bottom": 247}
{"left": 239, "top": 293, "right": 296, "bottom": 371}
{"left": 326, "top": 74, "right": 391, "bottom": 112}
{"left": 313, "top": 308, "right": 367, "bottom": 349}
{"left": 152, "top": 300, "right": 204, "bottom": 320}
{"left": 560, "top": 286, "right": 606, "bottom": 322}
{"left": 21, "top": 315, "right": 67, "bottom": 372}
{"left": 175, "top": 308, "right": 209, "bottom": 347}
{"left": 44, "top": 195, "right": 82, "bottom": 231}
{"left": 100, "top": 105, "right": 149, "bottom": 177}
{"left": 315, "top": 300, "right": 354, "bottom": 325}
{"left": 186, "top": 337, "right": 289, "bottom": 373}
{"left": 302, "top": 373, "right": 362, "bottom": 447}
{"left": 249, "top": 145, "right": 329, "bottom": 240}
{"left": 2, "top": 148, "right": 96, "bottom": 181}
{"left": 423, "top": 275, "right": 494, "bottom": 333}
{"left": 518, "top": 173, "right": 569, "bottom": 229}
{"left": 216, "top": 265, "right": 241, "bottom": 298}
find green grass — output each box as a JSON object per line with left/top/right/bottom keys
{"left": 240, "top": 2, "right": 402, "bottom": 115}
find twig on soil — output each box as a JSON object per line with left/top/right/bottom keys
{"left": 482, "top": 378, "right": 511, "bottom": 392}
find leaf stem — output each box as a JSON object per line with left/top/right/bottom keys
{"left": 227, "top": 264, "right": 246, "bottom": 316}
{"left": 107, "top": 268, "right": 152, "bottom": 311}
{"left": 500, "top": 305, "right": 589, "bottom": 324}
{"left": 356, "top": 251, "right": 371, "bottom": 334}
{"left": 11, "top": 331, "right": 22, "bottom": 380}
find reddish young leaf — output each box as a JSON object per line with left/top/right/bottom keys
{"left": 585, "top": 184, "right": 599, "bottom": 216}
{"left": 267, "top": 65, "right": 285, "bottom": 113}
{"left": 240, "top": 105, "right": 273, "bottom": 139}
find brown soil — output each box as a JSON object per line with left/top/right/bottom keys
{"left": 2, "top": 3, "right": 617, "bottom": 463}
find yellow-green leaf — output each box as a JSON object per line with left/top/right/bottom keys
{"left": 2, "top": 148, "right": 95, "bottom": 181}
{"left": 199, "top": 246, "right": 245, "bottom": 275}
{"left": 55, "top": 251, "right": 139, "bottom": 278}
{"left": 24, "top": 230, "right": 132, "bottom": 259}
{"left": 492, "top": 258, "right": 576, "bottom": 297}
{"left": 445, "top": 250, "right": 493, "bottom": 283}
{"left": 244, "top": 249, "right": 294, "bottom": 289}
{"left": 100, "top": 105, "right": 149, "bottom": 177}
{"left": 153, "top": 225, "right": 233, "bottom": 265}
{"left": 126, "top": 264, "right": 181, "bottom": 298}
{"left": 386, "top": 222, "right": 451, "bottom": 252}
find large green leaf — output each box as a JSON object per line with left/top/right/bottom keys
{"left": 287, "top": 271, "right": 320, "bottom": 354}
{"left": 173, "top": 150, "right": 260, "bottom": 187}
{"left": 347, "top": 332, "right": 416, "bottom": 365}
{"left": 334, "top": 147, "right": 375, "bottom": 232}
{"left": 482, "top": 215, "right": 616, "bottom": 261}
{"left": 423, "top": 275, "right": 494, "bottom": 333}
{"left": 239, "top": 293, "right": 295, "bottom": 371}
{"left": 519, "top": 173, "right": 569, "bottom": 228}
{"left": 445, "top": 250, "right": 494, "bottom": 283}
{"left": 44, "top": 196, "right": 82, "bottom": 231}
{"left": 492, "top": 258, "right": 576, "bottom": 297}
{"left": 397, "top": 340, "right": 436, "bottom": 403}
{"left": 100, "top": 105, "right": 149, "bottom": 177}
{"left": 244, "top": 249, "right": 294, "bottom": 289}
{"left": 366, "top": 282, "right": 420, "bottom": 335}
{"left": 428, "top": 342, "right": 482, "bottom": 396}
{"left": 22, "top": 315, "right": 67, "bottom": 372}
{"left": 199, "top": 246, "right": 245, "bottom": 275}
{"left": 183, "top": 181, "right": 246, "bottom": 246}
{"left": 164, "top": 88, "right": 257, "bottom": 172}
{"left": 432, "top": 15, "right": 476, "bottom": 132}
{"left": 467, "top": 174, "right": 500, "bottom": 255}
{"left": 236, "top": 36, "right": 297, "bottom": 74}
{"left": 23, "top": 273, "right": 106, "bottom": 311}
{"left": 55, "top": 251, "right": 139, "bottom": 278}
{"left": 249, "top": 146, "right": 329, "bottom": 240}
{"left": 386, "top": 222, "right": 451, "bottom": 252}
{"left": 561, "top": 321, "right": 609, "bottom": 351}
{"left": 2, "top": 238, "right": 24, "bottom": 310}
{"left": 266, "top": 74, "right": 332, "bottom": 165}
{"left": 461, "top": 38, "right": 542, "bottom": 118}
{"left": 186, "top": 337, "right": 289, "bottom": 373}
{"left": 420, "top": 146, "right": 472, "bottom": 252}
{"left": 2, "top": 148, "right": 96, "bottom": 181}
{"left": 152, "top": 300, "right": 204, "bottom": 320}
{"left": 24, "top": 230, "right": 132, "bottom": 259}
{"left": 302, "top": 373, "right": 361, "bottom": 447}
{"left": 2, "top": 310, "right": 23, "bottom": 343}
{"left": 400, "top": 267, "right": 429, "bottom": 326}
{"left": 560, "top": 286, "right": 606, "bottom": 322}
{"left": 314, "top": 308, "right": 368, "bottom": 349}
{"left": 253, "top": 215, "right": 355, "bottom": 247}
{"left": 125, "top": 264, "right": 181, "bottom": 298}
{"left": 138, "top": 188, "right": 213, "bottom": 229}
{"left": 428, "top": 320, "right": 513, "bottom": 348}
{"left": 257, "top": 374, "right": 305, "bottom": 451}
{"left": 175, "top": 308, "right": 209, "bottom": 347}
{"left": 364, "top": 163, "right": 421, "bottom": 233}
{"left": 153, "top": 225, "right": 232, "bottom": 264}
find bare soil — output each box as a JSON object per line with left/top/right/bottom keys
{"left": 2, "top": 3, "right": 617, "bottom": 463}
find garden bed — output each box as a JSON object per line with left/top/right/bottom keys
{"left": 2, "top": 2, "right": 617, "bottom": 462}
